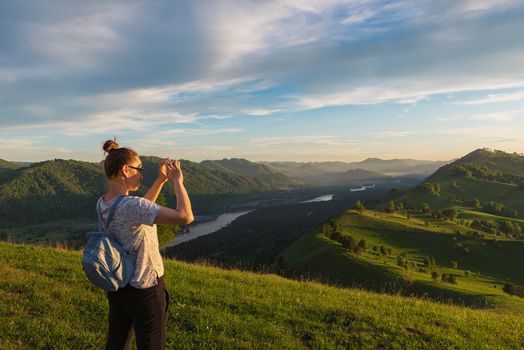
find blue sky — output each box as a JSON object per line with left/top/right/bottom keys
{"left": 1, "top": 0, "right": 524, "bottom": 162}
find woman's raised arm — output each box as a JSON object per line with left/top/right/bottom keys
{"left": 155, "top": 159, "right": 194, "bottom": 225}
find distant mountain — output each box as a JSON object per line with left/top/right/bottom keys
{"left": 262, "top": 158, "right": 449, "bottom": 182}
{"left": 262, "top": 161, "right": 397, "bottom": 185}
{"left": 307, "top": 168, "right": 395, "bottom": 186}
{"left": 0, "top": 157, "right": 299, "bottom": 226}
{"left": 200, "top": 158, "right": 298, "bottom": 187}
{"left": 284, "top": 163, "right": 327, "bottom": 180}
{"left": 351, "top": 158, "right": 450, "bottom": 176}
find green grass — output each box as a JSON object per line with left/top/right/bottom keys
{"left": 401, "top": 175, "right": 524, "bottom": 217}
{"left": 280, "top": 210, "right": 524, "bottom": 314}
{"left": 1, "top": 242, "right": 523, "bottom": 349}
{"left": 457, "top": 207, "right": 524, "bottom": 225}
{"left": 0, "top": 220, "right": 95, "bottom": 247}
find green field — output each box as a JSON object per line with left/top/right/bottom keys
{"left": 1, "top": 242, "right": 523, "bottom": 349}
{"left": 279, "top": 210, "right": 524, "bottom": 314}
{"left": 399, "top": 174, "right": 524, "bottom": 217}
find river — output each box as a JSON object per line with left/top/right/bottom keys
{"left": 165, "top": 210, "right": 252, "bottom": 247}
{"left": 167, "top": 185, "right": 375, "bottom": 246}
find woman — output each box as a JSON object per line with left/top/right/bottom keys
{"left": 99, "top": 139, "right": 193, "bottom": 350}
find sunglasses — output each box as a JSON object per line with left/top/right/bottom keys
{"left": 128, "top": 165, "right": 144, "bottom": 173}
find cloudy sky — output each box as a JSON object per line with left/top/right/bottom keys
{"left": 1, "top": 0, "right": 524, "bottom": 162}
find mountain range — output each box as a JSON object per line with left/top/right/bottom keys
{"left": 0, "top": 155, "right": 442, "bottom": 226}
{"left": 262, "top": 158, "right": 449, "bottom": 184}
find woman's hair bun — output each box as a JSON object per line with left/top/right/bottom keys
{"left": 103, "top": 139, "right": 120, "bottom": 153}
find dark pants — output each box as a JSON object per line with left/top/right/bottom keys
{"left": 105, "top": 276, "right": 169, "bottom": 350}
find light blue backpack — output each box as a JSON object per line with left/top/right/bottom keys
{"left": 82, "top": 195, "right": 135, "bottom": 292}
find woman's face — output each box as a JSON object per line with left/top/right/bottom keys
{"left": 123, "top": 156, "right": 143, "bottom": 191}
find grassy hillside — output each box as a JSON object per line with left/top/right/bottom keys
{"left": 0, "top": 242, "right": 523, "bottom": 349}
{"left": 396, "top": 148, "right": 524, "bottom": 217}
{"left": 279, "top": 210, "right": 524, "bottom": 314}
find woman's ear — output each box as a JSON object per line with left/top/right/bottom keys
{"left": 121, "top": 165, "right": 130, "bottom": 178}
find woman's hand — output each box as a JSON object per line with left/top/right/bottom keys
{"left": 158, "top": 158, "right": 175, "bottom": 183}
{"left": 171, "top": 159, "right": 184, "bottom": 185}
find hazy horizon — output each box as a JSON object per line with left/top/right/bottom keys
{"left": 2, "top": 149, "right": 464, "bottom": 165}
{"left": 2, "top": 1, "right": 523, "bottom": 162}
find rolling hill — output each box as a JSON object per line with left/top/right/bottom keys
{"left": 1, "top": 241, "right": 522, "bottom": 349}
{"left": 278, "top": 209, "right": 524, "bottom": 313}
{"left": 392, "top": 148, "right": 524, "bottom": 219}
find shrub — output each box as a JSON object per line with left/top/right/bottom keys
{"left": 441, "top": 208, "right": 459, "bottom": 221}
{"left": 417, "top": 183, "right": 441, "bottom": 196}
{"left": 431, "top": 271, "right": 440, "bottom": 282}
{"left": 354, "top": 200, "right": 365, "bottom": 213}
{"left": 341, "top": 235, "right": 356, "bottom": 252}
{"left": 502, "top": 283, "right": 524, "bottom": 298}
{"left": 420, "top": 202, "right": 431, "bottom": 214}
{"left": 441, "top": 274, "right": 458, "bottom": 284}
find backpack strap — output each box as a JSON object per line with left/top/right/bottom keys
{"left": 97, "top": 195, "right": 126, "bottom": 233}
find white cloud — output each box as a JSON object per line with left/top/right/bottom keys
{"left": 240, "top": 108, "right": 282, "bottom": 116}
{"left": 454, "top": 0, "right": 521, "bottom": 14}
{"left": 436, "top": 115, "right": 464, "bottom": 122}
{"left": 469, "top": 110, "right": 523, "bottom": 122}
{"left": 370, "top": 131, "right": 414, "bottom": 138}
{"left": 24, "top": 3, "right": 138, "bottom": 68}
{"left": 0, "top": 137, "right": 74, "bottom": 161}
{"left": 295, "top": 87, "right": 427, "bottom": 109}
{"left": 457, "top": 90, "right": 524, "bottom": 105}
{"left": 2, "top": 0, "right": 524, "bottom": 162}
{"left": 341, "top": 7, "right": 377, "bottom": 25}
{"left": 152, "top": 128, "right": 243, "bottom": 138}
{"left": 249, "top": 135, "right": 358, "bottom": 146}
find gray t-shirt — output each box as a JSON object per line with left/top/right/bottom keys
{"left": 99, "top": 195, "right": 164, "bottom": 289}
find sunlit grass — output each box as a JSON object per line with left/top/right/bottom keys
{"left": 1, "top": 241, "right": 523, "bottom": 349}
{"left": 281, "top": 210, "right": 524, "bottom": 315}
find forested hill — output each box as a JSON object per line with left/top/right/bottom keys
{"left": 0, "top": 159, "right": 22, "bottom": 172}
{"left": 0, "top": 159, "right": 106, "bottom": 225}
{"left": 392, "top": 148, "right": 524, "bottom": 218}
{"left": 0, "top": 157, "right": 299, "bottom": 226}
{"left": 426, "top": 148, "right": 524, "bottom": 182}
{"left": 198, "top": 158, "right": 298, "bottom": 187}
